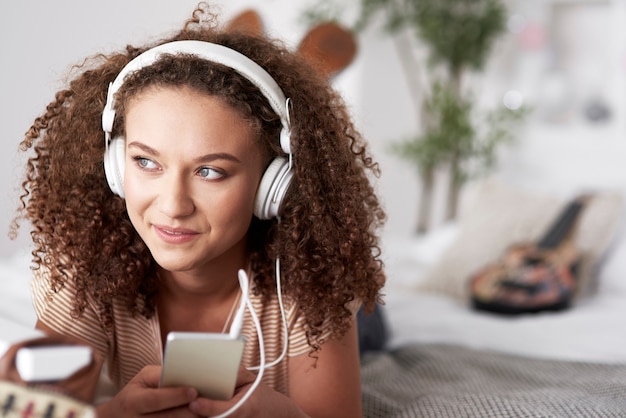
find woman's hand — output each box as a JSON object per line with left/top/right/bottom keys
{"left": 187, "top": 366, "right": 307, "bottom": 418}
{"left": 96, "top": 365, "right": 200, "bottom": 418}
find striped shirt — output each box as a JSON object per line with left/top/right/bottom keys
{"left": 31, "top": 271, "right": 314, "bottom": 395}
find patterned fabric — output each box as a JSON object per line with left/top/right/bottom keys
{"left": 362, "top": 344, "right": 626, "bottom": 417}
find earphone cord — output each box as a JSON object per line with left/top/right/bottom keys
{"left": 211, "top": 291, "right": 265, "bottom": 418}
{"left": 210, "top": 258, "right": 287, "bottom": 417}
{"left": 247, "top": 257, "right": 288, "bottom": 371}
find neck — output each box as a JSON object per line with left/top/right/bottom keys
{"left": 155, "top": 259, "right": 248, "bottom": 339}
{"left": 157, "top": 240, "right": 249, "bottom": 304}
{"left": 154, "top": 239, "right": 251, "bottom": 339}
{"left": 159, "top": 268, "right": 240, "bottom": 301}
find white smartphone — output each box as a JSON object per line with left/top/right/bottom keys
{"left": 160, "top": 331, "right": 245, "bottom": 400}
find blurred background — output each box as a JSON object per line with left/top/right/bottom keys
{"left": 1, "top": 0, "right": 625, "bottom": 255}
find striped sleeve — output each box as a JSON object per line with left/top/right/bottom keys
{"left": 31, "top": 269, "right": 110, "bottom": 359}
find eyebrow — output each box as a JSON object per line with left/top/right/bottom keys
{"left": 127, "top": 141, "right": 241, "bottom": 164}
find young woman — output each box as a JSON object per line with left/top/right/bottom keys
{"left": 15, "top": 3, "right": 385, "bottom": 417}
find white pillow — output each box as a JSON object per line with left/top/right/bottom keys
{"left": 415, "top": 180, "right": 624, "bottom": 300}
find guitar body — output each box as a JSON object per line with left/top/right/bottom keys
{"left": 469, "top": 196, "right": 588, "bottom": 315}
{"left": 470, "top": 243, "right": 580, "bottom": 314}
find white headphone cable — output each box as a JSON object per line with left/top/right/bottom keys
{"left": 228, "top": 270, "right": 248, "bottom": 340}
{"left": 247, "top": 257, "right": 288, "bottom": 371}
{"left": 211, "top": 260, "right": 289, "bottom": 416}
{"left": 212, "top": 270, "right": 265, "bottom": 418}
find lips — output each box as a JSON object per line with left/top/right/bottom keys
{"left": 153, "top": 224, "right": 199, "bottom": 244}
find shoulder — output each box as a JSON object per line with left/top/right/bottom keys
{"left": 244, "top": 292, "right": 361, "bottom": 357}
{"left": 31, "top": 268, "right": 109, "bottom": 352}
{"left": 31, "top": 267, "right": 76, "bottom": 318}
{"left": 240, "top": 292, "right": 308, "bottom": 359}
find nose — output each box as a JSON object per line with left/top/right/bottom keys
{"left": 157, "top": 172, "right": 195, "bottom": 218}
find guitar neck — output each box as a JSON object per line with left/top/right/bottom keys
{"left": 536, "top": 198, "right": 586, "bottom": 249}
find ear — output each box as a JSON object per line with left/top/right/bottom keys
{"left": 297, "top": 22, "right": 357, "bottom": 78}
{"left": 225, "top": 9, "right": 264, "bottom": 36}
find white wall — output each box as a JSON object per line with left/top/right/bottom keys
{"left": 1, "top": 0, "right": 625, "bottom": 256}
{"left": 488, "top": 0, "right": 626, "bottom": 207}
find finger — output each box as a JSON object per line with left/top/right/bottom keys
{"left": 188, "top": 371, "right": 257, "bottom": 417}
{"left": 234, "top": 365, "right": 257, "bottom": 387}
{"left": 189, "top": 397, "right": 237, "bottom": 417}
{"left": 139, "top": 387, "right": 198, "bottom": 414}
{"left": 133, "top": 364, "right": 163, "bottom": 387}
{"left": 133, "top": 366, "right": 198, "bottom": 414}
{"left": 145, "top": 405, "right": 202, "bottom": 418}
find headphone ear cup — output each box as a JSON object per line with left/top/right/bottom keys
{"left": 254, "top": 157, "right": 293, "bottom": 220}
{"left": 103, "top": 137, "right": 126, "bottom": 198}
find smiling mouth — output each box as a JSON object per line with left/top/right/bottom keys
{"left": 153, "top": 225, "right": 198, "bottom": 243}
{"left": 155, "top": 224, "right": 196, "bottom": 233}
{"left": 163, "top": 229, "right": 188, "bottom": 235}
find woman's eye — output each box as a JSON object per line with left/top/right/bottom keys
{"left": 134, "top": 157, "right": 157, "bottom": 170}
{"left": 198, "top": 167, "right": 223, "bottom": 180}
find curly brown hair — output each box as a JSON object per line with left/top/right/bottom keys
{"left": 14, "top": 3, "right": 386, "bottom": 352}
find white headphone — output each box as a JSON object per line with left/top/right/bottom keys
{"left": 101, "top": 40, "right": 294, "bottom": 220}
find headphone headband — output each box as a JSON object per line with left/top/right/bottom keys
{"left": 101, "top": 40, "right": 292, "bottom": 154}
{"left": 101, "top": 40, "right": 294, "bottom": 220}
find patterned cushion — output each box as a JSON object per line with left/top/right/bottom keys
{"left": 416, "top": 180, "right": 624, "bottom": 300}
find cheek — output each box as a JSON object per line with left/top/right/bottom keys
{"left": 122, "top": 171, "right": 150, "bottom": 221}
{"left": 210, "top": 180, "right": 259, "bottom": 225}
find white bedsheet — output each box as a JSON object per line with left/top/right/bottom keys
{"left": 0, "top": 249, "right": 36, "bottom": 329}
{"left": 381, "top": 225, "right": 626, "bottom": 364}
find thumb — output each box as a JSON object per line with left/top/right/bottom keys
{"left": 133, "top": 364, "right": 163, "bottom": 388}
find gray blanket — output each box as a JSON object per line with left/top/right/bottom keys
{"left": 361, "top": 344, "right": 626, "bottom": 417}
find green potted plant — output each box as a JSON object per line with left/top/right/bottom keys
{"left": 303, "top": 0, "right": 527, "bottom": 233}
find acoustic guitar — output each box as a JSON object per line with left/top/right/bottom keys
{"left": 469, "top": 195, "right": 589, "bottom": 315}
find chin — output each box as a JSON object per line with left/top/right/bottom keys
{"left": 149, "top": 249, "right": 202, "bottom": 272}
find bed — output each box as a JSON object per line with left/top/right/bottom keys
{"left": 359, "top": 178, "right": 626, "bottom": 417}
{"left": 1, "top": 180, "right": 626, "bottom": 417}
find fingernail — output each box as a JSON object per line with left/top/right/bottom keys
{"left": 187, "top": 388, "right": 198, "bottom": 400}
{"left": 189, "top": 400, "right": 200, "bottom": 413}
